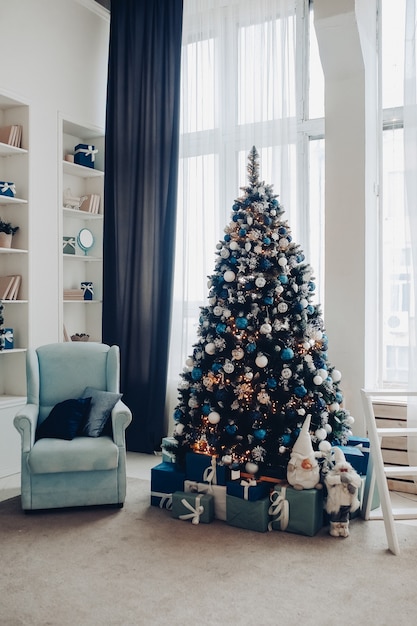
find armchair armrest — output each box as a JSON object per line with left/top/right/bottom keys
{"left": 13, "top": 404, "right": 39, "bottom": 452}
{"left": 111, "top": 400, "right": 132, "bottom": 446}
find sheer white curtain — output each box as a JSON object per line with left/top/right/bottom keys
{"left": 166, "top": 0, "right": 299, "bottom": 424}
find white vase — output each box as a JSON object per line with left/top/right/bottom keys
{"left": 0, "top": 232, "right": 12, "bottom": 248}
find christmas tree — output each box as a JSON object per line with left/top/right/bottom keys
{"left": 172, "top": 147, "right": 354, "bottom": 478}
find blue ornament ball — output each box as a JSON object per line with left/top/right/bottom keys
{"left": 226, "top": 424, "right": 237, "bottom": 435}
{"left": 224, "top": 234, "right": 231, "bottom": 241}
{"left": 264, "top": 296, "right": 273, "bottom": 305}
{"left": 212, "top": 362, "right": 222, "bottom": 373}
{"left": 202, "top": 404, "right": 211, "bottom": 415}
{"left": 279, "top": 275, "right": 288, "bottom": 284}
{"left": 239, "top": 228, "right": 247, "bottom": 236}
{"left": 236, "top": 317, "right": 248, "bottom": 329}
{"left": 191, "top": 367, "right": 202, "bottom": 381}
{"left": 281, "top": 347, "right": 294, "bottom": 361}
{"left": 246, "top": 342, "right": 256, "bottom": 353}
{"left": 173, "top": 409, "right": 183, "bottom": 422}
{"left": 216, "top": 323, "right": 227, "bottom": 334}
{"left": 294, "top": 385, "right": 308, "bottom": 398}
{"left": 254, "top": 429, "right": 267, "bottom": 440}
{"left": 267, "top": 377, "right": 277, "bottom": 389}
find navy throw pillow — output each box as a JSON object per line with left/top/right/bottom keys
{"left": 35, "top": 397, "right": 92, "bottom": 441}
{"left": 81, "top": 387, "right": 122, "bottom": 437}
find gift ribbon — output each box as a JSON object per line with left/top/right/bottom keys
{"left": 4, "top": 330, "right": 13, "bottom": 342}
{"left": 353, "top": 444, "right": 370, "bottom": 454}
{"left": 74, "top": 145, "right": 98, "bottom": 162}
{"left": 202, "top": 456, "right": 218, "bottom": 485}
{"left": 1, "top": 182, "right": 16, "bottom": 195}
{"left": 150, "top": 490, "right": 172, "bottom": 510}
{"left": 240, "top": 478, "right": 257, "bottom": 500}
{"left": 268, "top": 487, "right": 290, "bottom": 531}
{"left": 179, "top": 496, "right": 204, "bottom": 524}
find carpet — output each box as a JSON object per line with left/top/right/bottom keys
{"left": 1, "top": 478, "right": 417, "bottom": 626}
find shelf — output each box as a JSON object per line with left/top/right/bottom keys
{"left": 64, "top": 300, "right": 102, "bottom": 304}
{"left": 0, "top": 195, "right": 27, "bottom": 205}
{"left": 63, "top": 254, "right": 101, "bottom": 261}
{"left": 0, "top": 142, "right": 27, "bottom": 157}
{"left": 63, "top": 207, "right": 103, "bottom": 220}
{"left": 0, "top": 247, "right": 28, "bottom": 254}
{"left": 63, "top": 161, "right": 104, "bottom": 178}
{"left": 0, "top": 300, "right": 28, "bottom": 304}
{"left": 0, "top": 348, "right": 26, "bottom": 354}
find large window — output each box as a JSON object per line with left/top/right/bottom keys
{"left": 167, "top": 0, "right": 325, "bottom": 406}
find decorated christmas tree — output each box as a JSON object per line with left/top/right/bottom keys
{"left": 171, "top": 147, "right": 354, "bottom": 479}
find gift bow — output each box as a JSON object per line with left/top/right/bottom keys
{"left": 240, "top": 478, "right": 256, "bottom": 500}
{"left": 353, "top": 444, "right": 370, "bottom": 454}
{"left": 4, "top": 330, "right": 13, "bottom": 342}
{"left": 186, "top": 481, "right": 212, "bottom": 495}
{"left": 150, "top": 490, "right": 172, "bottom": 510}
{"left": 268, "top": 487, "right": 289, "bottom": 531}
{"left": 179, "top": 496, "right": 204, "bottom": 524}
{"left": 202, "top": 456, "right": 218, "bottom": 485}
{"left": 1, "top": 182, "right": 16, "bottom": 195}
{"left": 75, "top": 145, "right": 98, "bottom": 161}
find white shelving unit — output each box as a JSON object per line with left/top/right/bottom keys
{"left": 59, "top": 117, "right": 104, "bottom": 343}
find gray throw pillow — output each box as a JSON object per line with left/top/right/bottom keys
{"left": 81, "top": 387, "right": 122, "bottom": 437}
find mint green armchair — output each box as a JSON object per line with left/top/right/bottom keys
{"left": 13, "top": 342, "right": 132, "bottom": 511}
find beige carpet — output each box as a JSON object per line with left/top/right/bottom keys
{"left": 1, "top": 478, "right": 417, "bottom": 626}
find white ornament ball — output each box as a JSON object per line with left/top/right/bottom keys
{"left": 277, "top": 302, "right": 288, "bottom": 313}
{"left": 324, "top": 423, "right": 332, "bottom": 434}
{"left": 329, "top": 402, "right": 340, "bottom": 412}
{"left": 271, "top": 232, "right": 279, "bottom": 240}
{"left": 224, "top": 270, "right": 236, "bottom": 283}
{"left": 255, "top": 354, "right": 268, "bottom": 368}
{"left": 223, "top": 308, "right": 231, "bottom": 318}
{"left": 185, "top": 357, "right": 194, "bottom": 367}
{"left": 282, "top": 368, "right": 292, "bottom": 379}
{"left": 315, "top": 428, "right": 327, "bottom": 441}
{"left": 232, "top": 347, "right": 244, "bottom": 360}
{"left": 331, "top": 369, "right": 342, "bottom": 382}
{"left": 223, "top": 361, "right": 235, "bottom": 373}
{"left": 318, "top": 440, "right": 332, "bottom": 453}
{"left": 175, "top": 423, "right": 184, "bottom": 435}
{"left": 245, "top": 242, "right": 251, "bottom": 252}
{"left": 208, "top": 411, "right": 221, "bottom": 424}
{"left": 222, "top": 454, "right": 232, "bottom": 465}
{"left": 275, "top": 285, "right": 284, "bottom": 295}
{"left": 297, "top": 407, "right": 306, "bottom": 416}
{"left": 270, "top": 209, "right": 277, "bottom": 216}
{"left": 255, "top": 276, "right": 266, "bottom": 288}
{"left": 260, "top": 323, "right": 272, "bottom": 334}
{"left": 318, "top": 369, "right": 328, "bottom": 380}
{"left": 245, "top": 461, "right": 259, "bottom": 475}
{"left": 279, "top": 445, "right": 286, "bottom": 454}
{"left": 244, "top": 371, "right": 253, "bottom": 381}
{"left": 229, "top": 241, "right": 239, "bottom": 251}
{"left": 213, "top": 305, "right": 223, "bottom": 316}
{"left": 205, "top": 342, "right": 216, "bottom": 355}
{"left": 220, "top": 248, "right": 230, "bottom": 259}
{"left": 278, "top": 257, "right": 287, "bottom": 267}
{"left": 246, "top": 216, "right": 253, "bottom": 225}
{"left": 346, "top": 415, "right": 355, "bottom": 425}
{"left": 313, "top": 375, "right": 323, "bottom": 386}
{"left": 279, "top": 238, "right": 289, "bottom": 249}
{"left": 254, "top": 245, "right": 263, "bottom": 254}
{"left": 300, "top": 298, "right": 308, "bottom": 309}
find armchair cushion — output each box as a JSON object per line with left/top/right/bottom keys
{"left": 81, "top": 387, "right": 123, "bottom": 437}
{"left": 35, "top": 397, "right": 92, "bottom": 441}
{"left": 28, "top": 436, "right": 119, "bottom": 473}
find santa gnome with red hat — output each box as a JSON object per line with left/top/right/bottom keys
{"left": 324, "top": 446, "right": 362, "bottom": 538}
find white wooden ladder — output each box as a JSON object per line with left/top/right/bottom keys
{"left": 361, "top": 389, "right": 417, "bottom": 555}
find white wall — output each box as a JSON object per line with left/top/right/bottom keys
{"left": 0, "top": 0, "right": 109, "bottom": 347}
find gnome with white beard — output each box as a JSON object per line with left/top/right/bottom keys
{"left": 324, "top": 447, "right": 362, "bottom": 538}
{"left": 287, "top": 415, "right": 321, "bottom": 490}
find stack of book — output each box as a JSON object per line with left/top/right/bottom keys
{"left": 63, "top": 289, "right": 84, "bottom": 301}
{"left": 79, "top": 193, "right": 100, "bottom": 214}
{"left": 0, "top": 125, "right": 22, "bottom": 148}
{"left": 0, "top": 275, "right": 21, "bottom": 300}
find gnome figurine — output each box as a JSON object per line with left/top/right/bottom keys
{"left": 324, "top": 447, "right": 362, "bottom": 538}
{"left": 287, "top": 415, "right": 321, "bottom": 490}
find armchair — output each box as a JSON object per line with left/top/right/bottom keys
{"left": 13, "top": 342, "right": 132, "bottom": 511}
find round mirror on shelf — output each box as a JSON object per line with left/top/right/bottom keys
{"left": 77, "top": 228, "right": 94, "bottom": 256}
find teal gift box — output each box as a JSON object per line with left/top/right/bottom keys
{"left": 350, "top": 475, "right": 380, "bottom": 519}
{"left": 62, "top": 236, "right": 75, "bottom": 254}
{"left": 172, "top": 490, "right": 214, "bottom": 524}
{"left": 226, "top": 494, "right": 270, "bottom": 532}
{"left": 0, "top": 181, "right": 16, "bottom": 197}
{"left": 161, "top": 436, "right": 177, "bottom": 463}
{"left": 186, "top": 452, "right": 230, "bottom": 486}
{"left": 184, "top": 479, "right": 227, "bottom": 521}
{"left": 226, "top": 478, "right": 270, "bottom": 502}
{"left": 268, "top": 485, "right": 323, "bottom": 536}
{"left": 150, "top": 462, "right": 185, "bottom": 510}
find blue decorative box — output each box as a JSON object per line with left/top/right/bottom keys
{"left": 0, "top": 181, "right": 16, "bottom": 197}
{"left": 172, "top": 490, "right": 214, "bottom": 524}
{"left": 186, "top": 452, "right": 231, "bottom": 486}
{"left": 268, "top": 485, "right": 323, "bottom": 536}
{"left": 74, "top": 144, "right": 98, "bottom": 168}
{"left": 226, "top": 495, "right": 270, "bottom": 532}
{"left": 226, "top": 478, "right": 270, "bottom": 502}
{"left": 4, "top": 328, "right": 13, "bottom": 350}
{"left": 150, "top": 462, "right": 185, "bottom": 510}
{"left": 184, "top": 479, "right": 227, "bottom": 521}
{"left": 334, "top": 444, "right": 368, "bottom": 475}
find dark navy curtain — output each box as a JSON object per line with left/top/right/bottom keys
{"left": 103, "top": 0, "right": 183, "bottom": 452}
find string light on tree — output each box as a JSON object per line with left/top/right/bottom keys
{"left": 172, "top": 147, "right": 353, "bottom": 477}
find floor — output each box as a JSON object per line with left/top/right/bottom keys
{"left": 2, "top": 451, "right": 417, "bottom": 527}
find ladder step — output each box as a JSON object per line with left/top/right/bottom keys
{"left": 377, "top": 427, "right": 417, "bottom": 437}
{"left": 384, "top": 466, "right": 417, "bottom": 477}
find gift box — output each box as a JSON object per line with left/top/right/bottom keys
{"left": 227, "top": 494, "right": 270, "bottom": 532}
{"left": 184, "top": 479, "right": 227, "bottom": 521}
{"left": 349, "top": 475, "right": 380, "bottom": 519}
{"left": 62, "top": 236, "right": 75, "bottom": 255}
{"left": 227, "top": 478, "right": 270, "bottom": 502}
{"left": 161, "top": 436, "right": 177, "bottom": 463}
{"left": 150, "top": 462, "right": 185, "bottom": 510}
{"left": 172, "top": 490, "right": 214, "bottom": 524}
{"left": 74, "top": 144, "right": 98, "bottom": 168}
{"left": 268, "top": 485, "right": 323, "bottom": 536}
{"left": 334, "top": 444, "right": 368, "bottom": 475}
{"left": 4, "top": 328, "right": 13, "bottom": 350}
{"left": 81, "top": 281, "right": 94, "bottom": 301}
{"left": 186, "top": 452, "right": 231, "bottom": 486}
{"left": 0, "top": 181, "right": 16, "bottom": 197}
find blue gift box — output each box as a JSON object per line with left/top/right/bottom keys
{"left": 226, "top": 478, "right": 270, "bottom": 502}
{"left": 186, "top": 452, "right": 231, "bottom": 486}
{"left": 4, "top": 328, "right": 13, "bottom": 350}
{"left": 268, "top": 485, "right": 324, "bottom": 536}
{"left": 161, "top": 436, "right": 177, "bottom": 463}
{"left": 0, "top": 181, "right": 16, "bottom": 197}
{"left": 172, "top": 490, "right": 214, "bottom": 524}
{"left": 74, "top": 144, "right": 98, "bottom": 168}
{"left": 226, "top": 494, "right": 270, "bottom": 532}
{"left": 150, "top": 462, "right": 185, "bottom": 510}
{"left": 334, "top": 444, "right": 368, "bottom": 475}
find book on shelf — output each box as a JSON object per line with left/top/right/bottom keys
{"left": 0, "top": 274, "right": 21, "bottom": 300}
{"left": 0, "top": 124, "right": 22, "bottom": 148}
{"left": 63, "top": 289, "right": 84, "bottom": 301}
{"left": 79, "top": 193, "right": 100, "bottom": 214}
